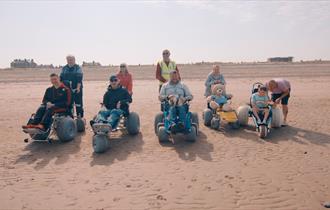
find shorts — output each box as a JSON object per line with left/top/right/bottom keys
{"left": 271, "top": 89, "right": 290, "bottom": 105}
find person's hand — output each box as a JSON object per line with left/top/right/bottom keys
{"left": 214, "top": 80, "right": 220, "bottom": 84}
{"left": 275, "top": 98, "right": 281, "bottom": 104}
{"left": 46, "top": 102, "right": 54, "bottom": 109}
{"left": 76, "top": 87, "right": 81, "bottom": 93}
{"left": 178, "top": 97, "right": 186, "bottom": 106}
{"left": 168, "top": 95, "right": 177, "bottom": 105}
{"left": 116, "top": 101, "right": 121, "bottom": 109}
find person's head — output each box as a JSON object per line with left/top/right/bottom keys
{"left": 66, "top": 55, "right": 76, "bottom": 67}
{"left": 169, "top": 70, "right": 179, "bottom": 84}
{"left": 119, "top": 63, "right": 128, "bottom": 74}
{"left": 212, "top": 65, "right": 220, "bottom": 75}
{"left": 50, "top": 73, "right": 60, "bottom": 87}
{"left": 109, "top": 75, "right": 120, "bottom": 89}
{"left": 162, "top": 49, "right": 170, "bottom": 62}
{"left": 258, "top": 86, "right": 267, "bottom": 96}
{"left": 268, "top": 80, "right": 277, "bottom": 92}
{"left": 212, "top": 84, "right": 225, "bottom": 96}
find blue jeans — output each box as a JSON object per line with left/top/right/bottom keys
{"left": 95, "top": 108, "right": 123, "bottom": 128}
{"left": 169, "top": 105, "right": 186, "bottom": 124}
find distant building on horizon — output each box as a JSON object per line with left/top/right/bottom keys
{"left": 82, "top": 61, "right": 101, "bottom": 67}
{"left": 268, "top": 57, "right": 294, "bottom": 62}
{"left": 10, "top": 59, "right": 37, "bottom": 68}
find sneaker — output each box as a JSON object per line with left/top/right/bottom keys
{"left": 34, "top": 124, "right": 45, "bottom": 131}
{"left": 282, "top": 122, "right": 288, "bottom": 127}
{"left": 22, "top": 124, "right": 35, "bottom": 129}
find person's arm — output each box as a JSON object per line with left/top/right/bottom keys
{"left": 204, "top": 74, "right": 214, "bottom": 87}
{"left": 159, "top": 84, "right": 167, "bottom": 101}
{"left": 175, "top": 65, "right": 181, "bottom": 80}
{"left": 103, "top": 92, "right": 109, "bottom": 109}
{"left": 76, "top": 66, "right": 83, "bottom": 93}
{"left": 220, "top": 74, "right": 226, "bottom": 85}
{"left": 42, "top": 88, "right": 50, "bottom": 104}
{"left": 127, "top": 74, "right": 133, "bottom": 94}
{"left": 183, "top": 83, "right": 193, "bottom": 101}
{"left": 156, "top": 63, "right": 167, "bottom": 83}
{"left": 120, "top": 89, "right": 132, "bottom": 104}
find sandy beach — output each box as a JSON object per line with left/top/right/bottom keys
{"left": 0, "top": 63, "right": 330, "bottom": 210}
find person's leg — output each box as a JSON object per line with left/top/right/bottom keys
{"left": 32, "top": 105, "right": 47, "bottom": 124}
{"left": 168, "top": 106, "right": 178, "bottom": 123}
{"left": 95, "top": 109, "right": 111, "bottom": 122}
{"left": 252, "top": 107, "right": 261, "bottom": 123}
{"left": 39, "top": 107, "right": 56, "bottom": 129}
{"left": 107, "top": 109, "right": 123, "bottom": 128}
{"left": 75, "top": 89, "right": 84, "bottom": 117}
{"left": 263, "top": 109, "right": 270, "bottom": 123}
{"left": 177, "top": 105, "right": 187, "bottom": 123}
{"left": 281, "top": 94, "right": 290, "bottom": 124}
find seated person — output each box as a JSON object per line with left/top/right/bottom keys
{"left": 159, "top": 70, "right": 193, "bottom": 130}
{"left": 251, "top": 86, "right": 272, "bottom": 124}
{"left": 207, "top": 84, "right": 232, "bottom": 111}
{"left": 92, "top": 75, "right": 132, "bottom": 130}
{"left": 204, "top": 65, "right": 226, "bottom": 97}
{"left": 22, "top": 73, "right": 72, "bottom": 131}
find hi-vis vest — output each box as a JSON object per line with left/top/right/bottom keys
{"left": 159, "top": 60, "right": 176, "bottom": 84}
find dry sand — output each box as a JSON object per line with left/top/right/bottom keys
{"left": 0, "top": 63, "right": 330, "bottom": 210}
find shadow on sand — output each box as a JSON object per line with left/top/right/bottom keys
{"left": 90, "top": 132, "right": 144, "bottom": 166}
{"left": 221, "top": 123, "right": 330, "bottom": 146}
{"left": 160, "top": 131, "right": 214, "bottom": 161}
{"left": 15, "top": 132, "right": 84, "bottom": 170}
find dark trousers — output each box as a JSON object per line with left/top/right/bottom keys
{"left": 73, "top": 89, "right": 84, "bottom": 117}
{"left": 32, "top": 105, "right": 55, "bottom": 129}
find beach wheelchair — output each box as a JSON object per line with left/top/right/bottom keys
{"left": 90, "top": 104, "right": 140, "bottom": 153}
{"left": 237, "top": 82, "right": 283, "bottom": 138}
{"left": 154, "top": 99, "right": 199, "bottom": 143}
{"left": 23, "top": 107, "right": 77, "bottom": 143}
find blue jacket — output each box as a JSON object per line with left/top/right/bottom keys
{"left": 60, "top": 64, "right": 83, "bottom": 89}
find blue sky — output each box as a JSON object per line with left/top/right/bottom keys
{"left": 0, "top": 0, "right": 329, "bottom": 67}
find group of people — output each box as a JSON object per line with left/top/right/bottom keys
{"left": 22, "top": 49, "right": 291, "bottom": 132}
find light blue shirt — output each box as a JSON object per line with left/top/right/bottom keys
{"left": 211, "top": 95, "right": 227, "bottom": 105}
{"left": 252, "top": 93, "right": 269, "bottom": 108}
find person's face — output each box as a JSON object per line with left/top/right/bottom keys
{"left": 110, "top": 78, "right": 119, "bottom": 88}
{"left": 120, "top": 64, "right": 127, "bottom": 73}
{"left": 50, "top": 76, "right": 60, "bottom": 86}
{"left": 259, "top": 89, "right": 266, "bottom": 96}
{"left": 170, "top": 72, "right": 179, "bottom": 83}
{"left": 213, "top": 66, "right": 220, "bottom": 74}
{"left": 162, "top": 50, "right": 170, "bottom": 61}
{"left": 67, "top": 57, "right": 75, "bottom": 66}
{"left": 268, "top": 81, "right": 277, "bottom": 91}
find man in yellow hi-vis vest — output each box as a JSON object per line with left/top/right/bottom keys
{"left": 156, "top": 49, "right": 181, "bottom": 92}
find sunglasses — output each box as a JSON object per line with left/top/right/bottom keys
{"left": 163, "top": 52, "right": 169, "bottom": 55}
{"left": 120, "top": 65, "right": 126, "bottom": 68}
{"left": 110, "top": 79, "right": 118, "bottom": 82}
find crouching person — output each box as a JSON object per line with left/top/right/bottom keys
{"left": 92, "top": 75, "right": 132, "bottom": 131}
{"left": 22, "top": 73, "right": 71, "bottom": 131}
{"left": 159, "top": 70, "right": 193, "bottom": 130}
{"left": 207, "top": 84, "right": 232, "bottom": 112}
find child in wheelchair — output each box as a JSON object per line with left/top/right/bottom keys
{"left": 251, "top": 86, "right": 273, "bottom": 124}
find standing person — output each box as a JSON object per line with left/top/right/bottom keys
{"left": 204, "top": 65, "right": 226, "bottom": 97}
{"left": 116, "top": 63, "right": 133, "bottom": 95}
{"left": 266, "top": 78, "right": 291, "bottom": 126}
{"left": 60, "top": 55, "right": 84, "bottom": 118}
{"left": 156, "top": 49, "right": 181, "bottom": 92}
